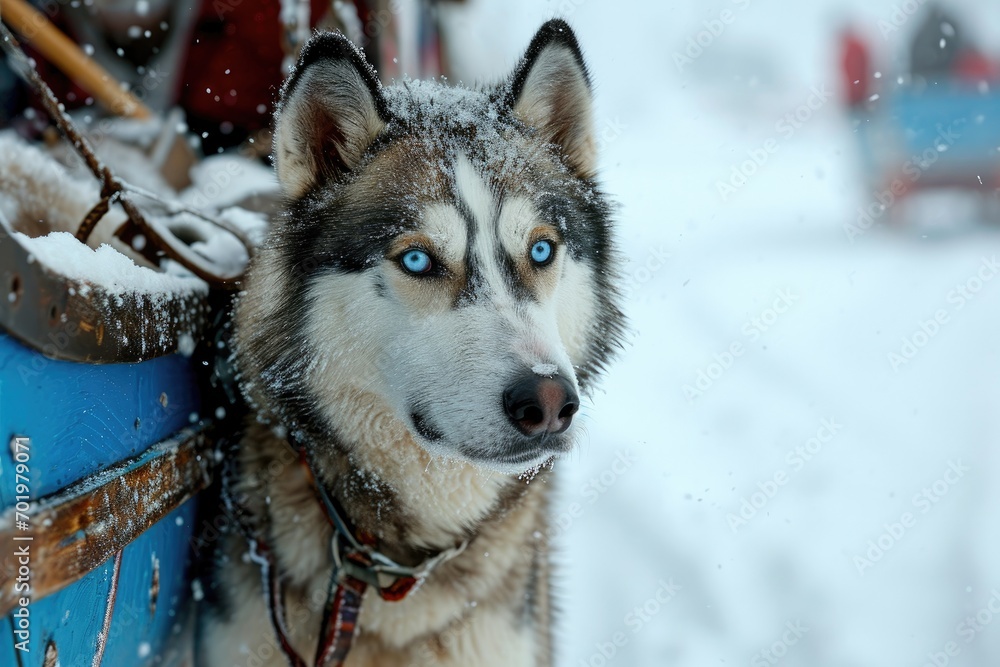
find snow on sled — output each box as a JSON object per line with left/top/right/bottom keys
{"left": 0, "top": 152, "right": 210, "bottom": 666}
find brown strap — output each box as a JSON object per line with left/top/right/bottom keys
{"left": 316, "top": 574, "right": 368, "bottom": 667}
{"left": 110, "top": 212, "right": 246, "bottom": 290}
{"left": 254, "top": 446, "right": 462, "bottom": 667}
{"left": 263, "top": 551, "right": 308, "bottom": 667}
{"left": 262, "top": 543, "right": 368, "bottom": 667}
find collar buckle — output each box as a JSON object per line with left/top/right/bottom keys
{"left": 328, "top": 517, "right": 469, "bottom": 600}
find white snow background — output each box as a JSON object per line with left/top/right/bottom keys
{"left": 437, "top": 2, "right": 1000, "bottom": 666}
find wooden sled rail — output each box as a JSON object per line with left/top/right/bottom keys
{"left": 0, "top": 427, "right": 214, "bottom": 617}
{"left": 0, "top": 0, "right": 152, "bottom": 119}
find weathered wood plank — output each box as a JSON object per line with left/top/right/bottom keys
{"left": 0, "top": 428, "right": 213, "bottom": 617}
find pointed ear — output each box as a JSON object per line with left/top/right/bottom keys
{"left": 274, "top": 32, "right": 390, "bottom": 197}
{"left": 506, "top": 20, "right": 596, "bottom": 178}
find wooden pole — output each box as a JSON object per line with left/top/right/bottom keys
{"left": 0, "top": 0, "right": 152, "bottom": 119}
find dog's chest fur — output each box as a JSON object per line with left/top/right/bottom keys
{"left": 204, "top": 417, "right": 551, "bottom": 667}
{"left": 202, "top": 411, "right": 554, "bottom": 667}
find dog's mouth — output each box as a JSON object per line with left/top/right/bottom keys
{"left": 491, "top": 447, "right": 559, "bottom": 470}
{"left": 408, "top": 409, "right": 571, "bottom": 473}
{"left": 452, "top": 444, "right": 559, "bottom": 475}
{"left": 410, "top": 411, "right": 444, "bottom": 442}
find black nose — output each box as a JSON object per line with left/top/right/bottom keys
{"left": 503, "top": 375, "right": 579, "bottom": 437}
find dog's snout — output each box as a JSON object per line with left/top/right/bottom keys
{"left": 503, "top": 375, "right": 579, "bottom": 436}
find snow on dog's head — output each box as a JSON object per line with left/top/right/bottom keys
{"left": 236, "top": 21, "right": 624, "bottom": 473}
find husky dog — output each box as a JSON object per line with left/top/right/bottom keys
{"left": 197, "top": 19, "right": 624, "bottom": 667}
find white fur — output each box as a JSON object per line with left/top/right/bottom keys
{"left": 555, "top": 258, "right": 600, "bottom": 367}
{"left": 422, "top": 203, "right": 469, "bottom": 267}
{"left": 454, "top": 155, "right": 507, "bottom": 300}
{"left": 304, "top": 272, "right": 509, "bottom": 548}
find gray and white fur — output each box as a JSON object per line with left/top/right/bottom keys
{"left": 196, "top": 19, "right": 624, "bottom": 667}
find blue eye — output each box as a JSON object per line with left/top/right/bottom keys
{"left": 401, "top": 249, "right": 433, "bottom": 274}
{"left": 530, "top": 240, "right": 554, "bottom": 266}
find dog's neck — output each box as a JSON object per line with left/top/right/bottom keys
{"left": 237, "top": 390, "right": 546, "bottom": 587}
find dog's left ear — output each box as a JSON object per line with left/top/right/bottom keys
{"left": 273, "top": 32, "right": 390, "bottom": 197}
{"left": 506, "top": 20, "right": 596, "bottom": 178}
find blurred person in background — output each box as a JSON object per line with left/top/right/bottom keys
{"left": 839, "top": 22, "right": 872, "bottom": 109}
{"left": 909, "top": 2, "right": 964, "bottom": 86}
{"left": 907, "top": 2, "right": 1000, "bottom": 88}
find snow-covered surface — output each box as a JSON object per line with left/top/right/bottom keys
{"left": 439, "top": 2, "right": 1000, "bottom": 665}
{"left": 157, "top": 205, "right": 267, "bottom": 275}
{"left": 180, "top": 153, "right": 280, "bottom": 211}
{"left": 0, "top": 132, "right": 127, "bottom": 248}
{"left": 0, "top": 132, "right": 266, "bottom": 294}
{"left": 14, "top": 231, "right": 207, "bottom": 297}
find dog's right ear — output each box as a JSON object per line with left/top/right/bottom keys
{"left": 505, "top": 20, "right": 596, "bottom": 179}
{"left": 273, "top": 32, "right": 390, "bottom": 197}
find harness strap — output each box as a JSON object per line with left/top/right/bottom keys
{"left": 315, "top": 564, "right": 367, "bottom": 667}
{"left": 242, "top": 537, "right": 307, "bottom": 667}
{"left": 238, "top": 441, "right": 469, "bottom": 667}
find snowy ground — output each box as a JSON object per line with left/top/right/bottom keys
{"left": 441, "top": 2, "right": 1000, "bottom": 666}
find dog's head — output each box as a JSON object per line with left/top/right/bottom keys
{"left": 236, "top": 20, "right": 624, "bottom": 474}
